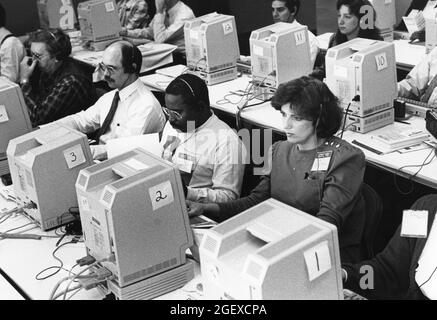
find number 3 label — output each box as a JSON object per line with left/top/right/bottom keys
{"left": 63, "top": 144, "right": 86, "bottom": 169}
{"left": 375, "top": 53, "right": 388, "bottom": 71}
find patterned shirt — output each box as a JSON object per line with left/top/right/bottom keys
{"left": 22, "top": 59, "right": 94, "bottom": 127}
{"left": 117, "top": 0, "right": 150, "bottom": 29}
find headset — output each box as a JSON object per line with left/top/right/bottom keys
{"left": 121, "top": 41, "right": 139, "bottom": 74}
{"left": 177, "top": 76, "right": 210, "bottom": 110}
{"left": 32, "top": 28, "right": 71, "bottom": 61}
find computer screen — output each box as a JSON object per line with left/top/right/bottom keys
{"left": 184, "top": 12, "right": 240, "bottom": 85}
{"left": 0, "top": 77, "right": 32, "bottom": 176}
{"left": 199, "top": 198, "right": 344, "bottom": 300}
{"left": 76, "top": 148, "right": 194, "bottom": 300}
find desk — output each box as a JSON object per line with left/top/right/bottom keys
{"left": 0, "top": 271, "right": 24, "bottom": 300}
{"left": 72, "top": 43, "right": 177, "bottom": 81}
{"left": 142, "top": 72, "right": 437, "bottom": 189}
{"left": 315, "top": 33, "right": 426, "bottom": 72}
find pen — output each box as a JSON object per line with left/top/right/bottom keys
{"left": 395, "top": 120, "right": 410, "bottom": 125}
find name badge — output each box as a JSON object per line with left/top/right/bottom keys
{"left": 401, "top": 210, "right": 428, "bottom": 238}
{"left": 175, "top": 153, "right": 195, "bottom": 173}
{"left": 311, "top": 151, "right": 333, "bottom": 172}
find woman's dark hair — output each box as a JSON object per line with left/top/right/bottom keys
{"left": 28, "top": 28, "right": 72, "bottom": 61}
{"left": 165, "top": 73, "right": 210, "bottom": 109}
{"left": 271, "top": 76, "right": 343, "bottom": 138}
{"left": 331, "top": 0, "right": 382, "bottom": 46}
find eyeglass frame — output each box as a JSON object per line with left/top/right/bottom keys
{"left": 98, "top": 62, "right": 122, "bottom": 75}
{"left": 162, "top": 106, "right": 183, "bottom": 120}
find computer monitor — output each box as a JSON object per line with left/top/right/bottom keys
{"left": 325, "top": 38, "right": 396, "bottom": 133}
{"left": 77, "top": 0, "right": 121, "bottom": 51}
{"left": 0, "top": 77, "right": 33, "bottom": 176}
{"left": 250, "top": 22, "right": 312, "bottom": 101}
{"left": 369, "top": 0, "right": 396, "bottom": 41}
{"left": 199, "top": 198, "right": 343, "bottom": 300}
{"left": 75, "top": 148, "right": 194, "bottom": 300}
{"left": 184, "top": 12, "right": 240, "bottom": 86}
{"left": 7, "top": 123, "right": 93, "bottom": 230}
{"left": 37, "top": 0, "right": 78, "bottom": 30}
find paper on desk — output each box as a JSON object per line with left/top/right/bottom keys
{"left": 140, "top": 73, "right": 174, "bottom": 92}
{"left": 415, "top": 216, "right": 437, "bottom": 299}
{"left": 106, "top": 134, "right": 162, "bottom": 159}
{"left": 156, "top": 64, "right": 188, "bottom": 78}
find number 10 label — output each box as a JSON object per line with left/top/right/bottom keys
{"left": 375, "top": 53, "right": 388, "bottom": 71}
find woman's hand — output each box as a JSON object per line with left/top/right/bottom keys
{"left": 186, "top": 200, "right": 205, "bottom": 218}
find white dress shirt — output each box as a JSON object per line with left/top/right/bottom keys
{"left": 398, "top": 46, "right": 437, "bottom": 105}
{"left": 126, "top": 1, "right": 195, "bottom": 52}
{"left": 161, "top": 113, "right": 246, "bottom": 203}
{"left": 0, "top": 27, "right": 26, "bottom": 83}
{"left": 57, "top": 79, "right": 166, "bottom": 158}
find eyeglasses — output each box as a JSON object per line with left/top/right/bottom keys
{"left": 98, "top": 62, "right": 120, "bottom": 74}
{"left": 30, "top": 51, "right": 49, "bottom": 61}
{"left": 162, "top": 106, "right": 183, "bottom": 120}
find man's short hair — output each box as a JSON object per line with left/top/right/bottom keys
{"left": 166, "top": 73, "right": 210, "bottom": 110}
{"left": 119, "top": 41, "right": 142, "bottom": 75}
{"left": 0, "top": 3, "right": 6, "bottom": 28}
{"left": 29, "top": 28, "right": 72, "bottom": 61}
{"left": 271, "top": 0, "right": 300, "bottom": 16}
{"left": 271, "top": 76, "right": 343, "bottom": 138}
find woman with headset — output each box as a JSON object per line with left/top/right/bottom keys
{"left": 187, "top": 76, "right": 366, "bottom": 263}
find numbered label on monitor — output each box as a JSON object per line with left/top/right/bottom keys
{"left": 63, "top": 144, "right": 86, "bottom": 169}
{"left": 222, "top": 21, "right": 234, "bottom": 35}
{"left": 149, "top": 180, "right": 174, "bottom": 211}
{"left": 294, "top": 30, "right": 307, "bottom": 46}
{"left": 304, "top": 241, "right": 332, "bottom": 281}
{"left": 59, "top": 0, "right": 75, "bottom": 30}
{"left": 105, "top": 1, "right": 115, "bottom": 12}
{"left": 0, "top": 105, "right": 9, "bottom": 123}
{"left": 375, "top": 53, "right": 388, "bottom": 71}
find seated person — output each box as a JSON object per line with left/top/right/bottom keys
{"left": 19, "top": 28, "right": 96, "bottom": 127}
{"left": 160, "top": 73, "right": 246, "bottom": 203}
{"left": 55, "top": 40, "right": 166, "bottom": 160}
{"left": 398, "top": 46, "right": 437, "bottom": 105}
{"left": 312, "top": 0, "right": 382, "bottom": 80}
{"left": 120, "top": 0, "right": 194, "bottom": 54}
{"left": 343, "top": 194, "right": 437, "bottom": 300}
{"left": 117, "top": 0, "right": 151, "bottom": 29}
{"left": 0, "top": 3, "right": 26, "bottom": 83}
{"left": 187, "top": 76, "right": 366, "bottom": 263}
{"left": 397, "top": 0, "right": 429, "bottom": 34}
{"left": 271, "top": 0, "right": 319, "bottom": 68}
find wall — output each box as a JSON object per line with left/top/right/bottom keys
{"left": 1, "top": 0, "right": 40, "bottom": 36}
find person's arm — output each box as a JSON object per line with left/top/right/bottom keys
{"left": 151, "top": 1, "right": 194, "bottom": 44}
{"left": 0, "top": 37, "right": 25, "bottom": 83}
{"left": 123, "top": 0, "right": 150, "bottom": 29}
{"left": 186, "top": 136, "right": 246, "bottom": 203}
{"left": 342, "top": 224, "right": 417, "bottom": 299}
{"left": 316, "top": 144, "right": 365, "bottom": 229}
{"left": 398, "top": 49, "right": 435, "bottom": 100}
{"left": 23, "top": 75, "right": 91, "bottom": 127}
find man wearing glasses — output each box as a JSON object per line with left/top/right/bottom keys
{"left": 161, "top": 73, "right": 246, "bottom": 203}
{"left": 55, "top": 40, "right": 166, "bottom": 160}
{"left": 19, "top": 28, "right": 95, "bottom": 127}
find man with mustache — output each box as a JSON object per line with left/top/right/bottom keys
{"left": 54, "top": 40, "right": 166, "bottom": 160}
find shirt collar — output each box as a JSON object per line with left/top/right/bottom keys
{"left": 117, "top": 78, "right": 141, "bottom": 102}
{"left": 167, "top": 1, "right": 182, "bottom": 16}
{"left": 0, "top": 27, "right": 11, "bottom": 41}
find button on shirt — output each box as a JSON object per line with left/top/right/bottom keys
{"left": 161, "top": 114, "right": 246, "bottom": 203}
{"left": 57, "top": 79, "right": 166, "bottom": 144}
{"left": 398, "top": 46, "right": 437, "bottom": 105}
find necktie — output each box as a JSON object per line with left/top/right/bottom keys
{"left": 421, "top": 74, "right": 437, "bottom": 104}
{"left": 97, "top": 91, "right": 120, "bottom": 143}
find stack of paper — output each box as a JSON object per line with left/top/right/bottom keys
{"left": 403, "top": 10, "right": 425, "bottom": 34}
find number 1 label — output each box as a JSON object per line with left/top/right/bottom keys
{"left": 304, "top": 241, "right": 332, "bottom": 281}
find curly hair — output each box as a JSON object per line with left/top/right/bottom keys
{"left": 271, "top": 76, "right": 343, "bottom": 138}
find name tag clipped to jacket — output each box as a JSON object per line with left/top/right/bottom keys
{"left": 401, "top": 210, "right": 428, "bottom": 238}
{"left": 310, "top": 151, "right": 333, "bottom": 172}
{"left": 175, "top": 153, "right": 195, "bottom": 173}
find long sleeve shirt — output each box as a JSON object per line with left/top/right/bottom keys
{"left": 160, "top": 113, "right": 246, "bottom": 203}
{"left": 0, "top": 27, "right": 26, "bottom": 83}
{"left": 343, "top": 194, "right": 437, "bottom": 300}
{"left": 398, "top": 46, "right": 437, "bottom": 105}
{"left": 22, "top": 58, "right": 95, "bottom": 127}
{"left": 216, "top": 137, "right": 366, "bottom": 259}
{"left": 117, "top": 0, "right": 150, "bottom": 29}
{"left": 57, "top": 78, "right": 166, "bottom": 144}
{"left": 125, "top": 1, "right": 195, "bottom": 52}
